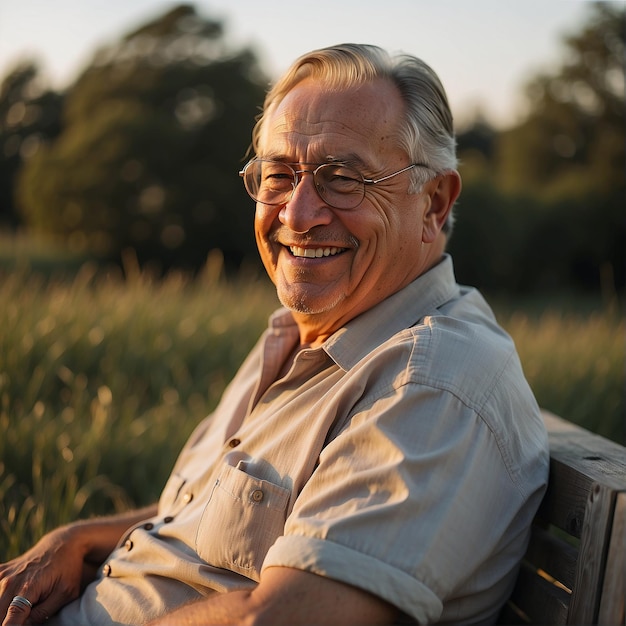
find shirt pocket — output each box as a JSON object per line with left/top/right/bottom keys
{"left": 196, "top": 462, "right": 290, "bottom": 580}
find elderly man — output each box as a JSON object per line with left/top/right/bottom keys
{"left": 1, "top": 44, "right": 548, "bottom": 626}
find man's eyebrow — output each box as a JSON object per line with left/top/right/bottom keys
{"left": 326, "top": 153, "right": 367, "bottom": 167}
{"left": 256, "top": 152, "right": 369, "bottom": 168}
{"left": 256, "top": 152, "right": 289, "bottom": 161}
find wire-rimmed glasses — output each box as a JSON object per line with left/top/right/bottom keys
{"left": 239, "top": 158, "right": 431, "bottom": 210}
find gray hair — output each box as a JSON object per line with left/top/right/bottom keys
{"left": 252, "top": 43, "right": 458, "bottom": 232}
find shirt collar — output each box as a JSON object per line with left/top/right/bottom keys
{"left": 267, "top": 254, "right": 460, "bottom": 371}
{"left": 324, "top": 254, "right": 460, "bottom": 370}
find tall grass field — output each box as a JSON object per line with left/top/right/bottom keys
{"left": 1, "top": 261, "right": 624, "bottom": 558}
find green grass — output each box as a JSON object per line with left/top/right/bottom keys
{"left": 1, "top": 261, "right": 623, "bottom": 558}
{"left": 1, "top": 256, "right": 278, "bottom": 557}
{"left": 497, "top": 306, "right": 624, "bottom": 444}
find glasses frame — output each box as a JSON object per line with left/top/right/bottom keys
{"left": 239, "top": 158, "right": 432, "bottom": 209}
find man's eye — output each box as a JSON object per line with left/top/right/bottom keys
{"left": 261, "top": 165, "right": 292, "bottom": 180}
{"left": 266, "top": 172, "right": 292, "bottom": 180}
{"left": 261, "top": 163, "right": 292, "bottom": 177}
{"left": 261, "top": 167, "right": 294, "bottom": 190}
{"left": 324, "top": 166, "right": 362, "bottom": 190}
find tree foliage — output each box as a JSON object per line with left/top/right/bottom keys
{"left": 497, "top": 2, "right": 624, "bottom": 198}
{"left": 16, "top": 5, "right": 268, "bottom": 269}
{"left": 4, "top": 3, "right": 624, "bottom": 293}
{"left": 452, "top": 3, "right": 625, "bottom": 294}
{"left": 0, "top": 62, "right": 63, "bottom": 227}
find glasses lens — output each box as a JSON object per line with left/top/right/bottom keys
{"left": 315, "top": 163, "right": 365, "bottom": 209}
{"left": 244, "top": 160, "right": 294, "bottom": 205}
{"left": 242, "top": 159, "right": 367, "bottom": 209}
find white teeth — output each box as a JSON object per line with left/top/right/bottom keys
{"left": 290, "top": 246, "right": 341, "bottom": 258}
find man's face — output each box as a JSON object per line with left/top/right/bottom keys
{"left": 254, "top": 78, "right": 437, "bottom": 344}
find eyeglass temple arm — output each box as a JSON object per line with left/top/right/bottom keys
{"left": 365, "top": 162, "right": 431, "bottom": 185}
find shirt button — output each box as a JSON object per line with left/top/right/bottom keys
{"left": 163, "top": 516, "right": 174, "bottom": 523}
{"left": 143, "top": 522, "right": 154, "bottom": 530}
{"left": 251, "top": 489, "right": 264, "bottom": 503}
{"left": 124, "top": 539, "right": 133, "bottom": 551}
{"left": 228, "top": 438, "right": 241, "bottom": 448}
{"left": 103, "top": 564, "right": 112, "bottom": 577}
{"left": 182, "top": 492, "right": 193, "bottom": 504}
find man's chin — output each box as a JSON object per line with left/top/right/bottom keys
{"left": 277, "top": 287, "right": 344, "bottom": 317}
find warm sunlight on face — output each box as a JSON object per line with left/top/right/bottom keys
{"left": 254, "top": 78, "right": 438, "bottom": 345}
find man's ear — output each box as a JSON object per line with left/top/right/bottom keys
{"left": 422, "top": 171, "right": 462, "bottom": 243}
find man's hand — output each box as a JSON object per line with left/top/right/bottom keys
{"left": 0, "top": 504, "right": 158, "bottom": 625}
{"left": 0, "top": 526, "right": 89, "bottom": 624}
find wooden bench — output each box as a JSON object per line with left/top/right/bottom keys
{"left": 499, "top": 410, "right": 625, "bottom": 625}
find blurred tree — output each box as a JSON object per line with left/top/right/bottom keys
{"left": 452, "top": 3, "right": 625, "bottom": 294}
{"left": 0, "top": 62, "right": 63, "bottom": 228}
{"left": 497, "top": 2, "right": 624, "bottom": 198}
{"left": 455, "top": 115, "right": 497, "bottom": 185}
{"left": 16, "top": 4, "right": 268, "bottom": 270}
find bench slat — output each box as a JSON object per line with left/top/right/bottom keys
{"left": 539, "top": 413, "right": 626, "bottom": 539}
{"left": 537, "top": 457, "right": 590, "bottom": 538}
{"left": 568, "top": 482, "right": 616, "bottom": 624}
{"left": 524, "top": 524, "right": 577, "bottom": 590}
{"left": 598, "top": 491, "right": 626, "bottom": 625}
{"left": 499, "top": 411, "right": 626, "bottom": 625}
{"left": 543, "top": 413, "right": 626, "bottom": 490}
{"left": 507, "top": 561, "right": 570, "bottom": 625}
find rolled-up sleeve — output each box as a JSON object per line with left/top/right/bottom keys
{"left": 263, "top": 378, "right": 545, "bottom": 624}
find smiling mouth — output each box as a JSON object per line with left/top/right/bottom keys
{"left": 289, "top": 246, "right": 345, "bottom": 258}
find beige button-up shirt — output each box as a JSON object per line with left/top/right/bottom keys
{"left": 53, "top": 255, "right": 549, "bottom": 625}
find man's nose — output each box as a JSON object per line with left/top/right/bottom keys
{"left": 279, "top": 171, "right": 332, "bottom": 233}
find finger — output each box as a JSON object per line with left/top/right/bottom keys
{"left": 3, "top": 595, "right": 32, "bottom": 626}
{"left": 22, "top": 586, "right": 77, "bottom": 624}
{"left": 27, "top": 600, "right": 53, "bottom": 624}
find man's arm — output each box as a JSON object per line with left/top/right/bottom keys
{"left": 150, "top": 566, "right": 398, "bottom": 626}
{"left": 0, "top": 504, "right": 157, "bottom": 625}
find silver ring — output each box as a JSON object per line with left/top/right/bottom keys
{"left": 10, "top": 595, "right": 33, "bottom": 610}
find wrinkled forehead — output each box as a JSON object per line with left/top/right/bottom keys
{"left": 257, "top": 78, "right": 405, "bottom": 160}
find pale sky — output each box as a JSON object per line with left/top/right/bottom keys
{"left": 0, "top": 0, "right": 611, "bottom": 128}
